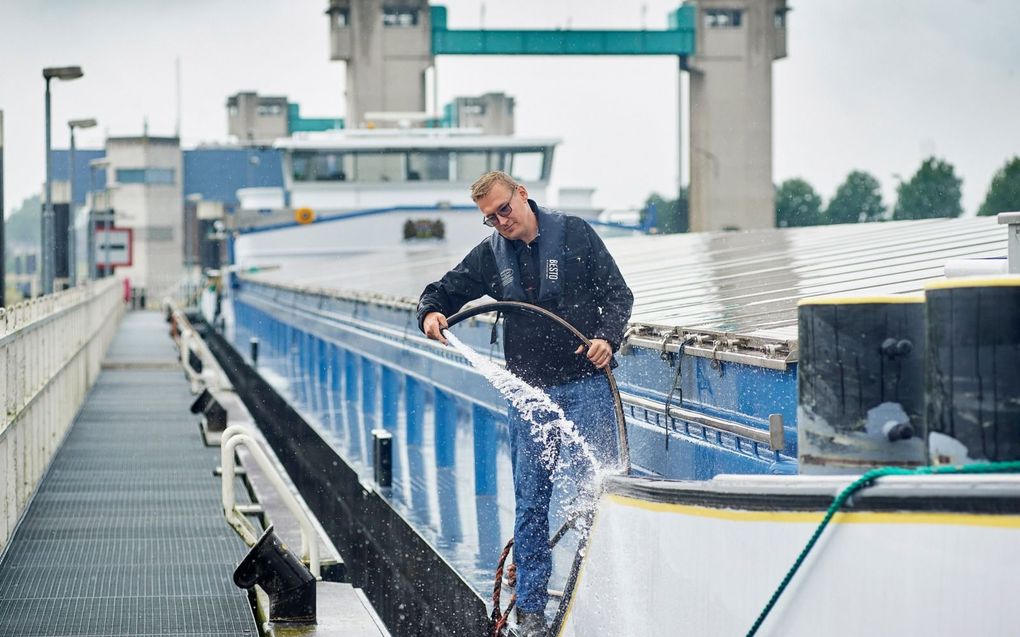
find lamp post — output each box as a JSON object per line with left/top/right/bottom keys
{"left": 88, "top": 159, "right": 110, "bottom": 279}
{"left": 42, "top": 65, "right": 83, "bottom": 295}
{"left": 1, "top": 110, "right": 5, "bottom": 307}
{"left": 67, "top": 118, "right": 96, "bottom": 288}
{"left": 87, "top": 160, "right": 99, "bottom": 281}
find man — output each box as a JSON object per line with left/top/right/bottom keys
{"left": 417, "top": 171, "right": 633, "bottom": 635}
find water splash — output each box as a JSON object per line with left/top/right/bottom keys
{"left": 443, "top": 330, "right": 603, "bottom": 476}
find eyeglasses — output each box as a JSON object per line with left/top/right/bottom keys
{"left": 482, "top": 188, "right": 517, "bottom": 227}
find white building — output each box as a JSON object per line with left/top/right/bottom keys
{"left": 104, "top": 136, "right": 184, "bottom": 300}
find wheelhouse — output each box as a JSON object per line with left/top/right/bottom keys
{"left": 278, "top": 129, "right": 557, "bottom": 188}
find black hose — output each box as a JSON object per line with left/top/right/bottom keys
{"left": 444, "top": 300, "right": 630, "bottom": 473}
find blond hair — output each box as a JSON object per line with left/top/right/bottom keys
{"left": 470, "top": 171, "right": 518, "bottom": 202}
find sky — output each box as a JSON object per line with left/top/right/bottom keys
{"left": 2, "top": 0, "right": 1019, "bottom": 218}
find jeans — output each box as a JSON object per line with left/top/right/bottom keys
{"left": 507, "top": 374, "right": 620, "bottom": 614}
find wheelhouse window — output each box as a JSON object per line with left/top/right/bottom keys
{"left": 407, "top": 151, "right": 450, "bottom": 181}
{"left": 288, "top": 147, "right": 550, "bottom": 183}
{"left": 705, "top": 9, "right": 742, "bottom": 28}
{"left": 509, "top": 151, "right": 545, "bottom": 182}
{"left": 454, "top": 152, "right": 490, "bottom": 182}
{"left": 354, "top": 152, "right": 405, "bottom": 182}
{"left": 292, "top": 151, "right": 352, "bottom": 181}
{"left": 452, "top": 150, "right": 511, "bottom": 181}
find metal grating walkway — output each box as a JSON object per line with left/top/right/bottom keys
{"left": 0, "top": 311, "right": 258, "bottom": 636}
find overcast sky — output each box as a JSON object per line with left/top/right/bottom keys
{"left": 2, "top": 0, "right": 1018, "bottom": 217}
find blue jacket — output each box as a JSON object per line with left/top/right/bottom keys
{"left": 417, "top": 201, "right": 633, "bottom": 387}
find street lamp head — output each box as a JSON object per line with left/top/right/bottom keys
{"left": 69, "top": 118, "right": 97, "bottom": 129}
{"left": 43, "top": 66, "right": 84, "bottom": 81}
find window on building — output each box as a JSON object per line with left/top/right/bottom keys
{"left": 116, "top": 168, "right": 175, "bottom": 185}
{"left": 332, "top": 8, "right": 350, "bottom": 27}
{"left": 117, "top": 169, "right": 145, "bottom": 184}
{"left": 257, "top": 103, "right": 284, "bottom": 117}
{"left": 147, "top": 168, "right": 176, "bottom": 184}
{"left": 705, "top": 9, "right": 742, "bottom": 28}
{"left": 383, "top": 7, "right": 419, "bottom": 26}
{"left": 774, "top": 8, "right": 787, "bottom": 29}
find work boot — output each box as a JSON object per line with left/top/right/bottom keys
{"left": 516, "top": 611, "right": 547, "bottom": 637}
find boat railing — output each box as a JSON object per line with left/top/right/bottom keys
{"left": 0, "top": 277, "right": 124, "bottom": 548}
{"left": 622, "top": 392, "right": 786, "bottom": 451}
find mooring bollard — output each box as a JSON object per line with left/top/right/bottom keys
{"left": 372, "top": 429, "right": 393, "bottom": 487}
{"left": 249, "top": 337, "right": 260, "bottom": 366}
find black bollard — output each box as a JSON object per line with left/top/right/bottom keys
{"left": 373, "top": 429, "right": 393, "bottom": 487}
{"left": 925, "top": 277, "right": 1020, "bottom": 463}
{"left": 234, "top": 525, "right": 316, "bottom": 624}
{"left": 250, "top": 337, "right": 260, "bottom": 366}
{"left": 797, "top": 295, "right": 926, "bottom": 474}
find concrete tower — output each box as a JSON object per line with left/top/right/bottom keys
{"left": 104, "top": 136, "right": 184, "bottom": 299}
{"left": 327, "top": 0, "right": 434, "bottom": 127}
{"left": 689, "top": 0, "right": 787, "bottom": 231}
{"left": 226, "top": 92, "right": 288, "bottom": 144}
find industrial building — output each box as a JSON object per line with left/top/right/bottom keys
{"left": 326, "top": 0, "right": 788, "bottom": 231}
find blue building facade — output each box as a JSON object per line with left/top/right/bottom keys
{"left": 50, "top": 146, "right": 283, "bottom": 209}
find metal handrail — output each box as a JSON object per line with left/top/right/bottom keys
{"left": 172, "top": 309, "right": 228, "bottom": 393}
{"left": 221, "top": 424, "right": 321, "bottom": 579}
{"left": 624, "top": 393, "right": 766, "bottom": 445}
{"left": 179, "top": 327, "right": 202, "bottom": 385}
{"left": 0, "top": 278, "right": 124, "bottom": 546}
{"left": 166, "top": 306, "right": 320, "bottom": 575}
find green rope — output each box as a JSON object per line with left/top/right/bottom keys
{"left": 746, "top": 460, "right": 1020, "bottom": 637}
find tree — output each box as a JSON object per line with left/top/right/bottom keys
{"left": 642, "top": 188, "right": 688, "bottom": 234}
{"left": 5, "top": 194, "right": 41, "bottom": 245}
{"left": 775, "top": 178, "right": 824, "bottom": 227}
{"left": 893, "top": 157, "right": 963, "bottom": 220}
{"left": 826, "top": 170, "right": 885, "bottom": 224}
{"left": 978, "top": 156, "right": 1020, "bottom": 217}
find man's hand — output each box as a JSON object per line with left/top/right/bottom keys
{"left": 575, "top": 338, "right": 613, "bottom": 369}
{"left": 423, "top": 311, "right": 449, "bottom": 345}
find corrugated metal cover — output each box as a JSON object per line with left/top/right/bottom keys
{"left": 243, "top": 216, "right": 1006, "bottom": 344}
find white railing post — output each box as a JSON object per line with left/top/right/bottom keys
{"left": 220, "top": 424, "right": 320, "bottom": 579}
{"left": 998, "top": 212, "right": 1020, "bottom": 274}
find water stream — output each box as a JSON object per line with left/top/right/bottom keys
{"left": 443, "top": 330, "right": 603, "bottom": 480}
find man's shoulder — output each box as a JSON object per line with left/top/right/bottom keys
{"left": 462, "top": 235, "right": 498, "bottom": 262}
